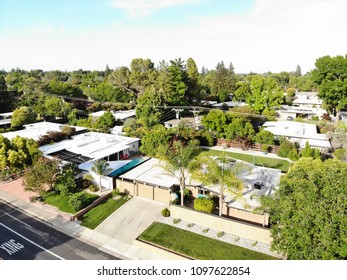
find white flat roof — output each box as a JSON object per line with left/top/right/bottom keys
{"left": 41, "top": 131, "right": 140, "bottom": 160}
{"left": 90, "top": 110, "right": 136, "bottom": 120}
{"left": 120, "top": 158, "right": 180, "bottom": 189}
{"left": 1, "top": 121, "right": 86, "bottom": 141}
{"left": 263, "top": 121, "right": 331, "bottom": 148}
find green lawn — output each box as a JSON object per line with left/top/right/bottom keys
{"left": 201, "top": 149, "right": 290, "bottom": 172}
{"left": 79, "top": 195, "right": 131, "bottom": 229}
{"left": 43, "top": 191, "right": 99, "bottom": 214}
{"left": 138, "top": 222, "right": 278, "bottom": 260}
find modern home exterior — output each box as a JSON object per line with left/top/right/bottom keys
{"left": 116, "top": 157, "right": 281, "bottom": 226}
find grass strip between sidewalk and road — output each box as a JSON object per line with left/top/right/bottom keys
{"left": 79, "top": 195, "right": 131, "bottom": 229}
{"left": 138, "top": 222, "right": 278, "bottom": 260}
{"left": 201, "top": 148, "right": 290, "bottom": 172}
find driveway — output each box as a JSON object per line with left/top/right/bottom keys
{"left": 94, "top": 196, "right": 165, "bottom": 245}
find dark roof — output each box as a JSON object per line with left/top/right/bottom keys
{"left": 48, "top": 149, "right": 92, "bottom": 165}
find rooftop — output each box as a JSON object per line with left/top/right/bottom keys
{"left": 263, "top": 121, "right": 331, "bottom": 148}
{"left": 1, "top": 121, "right": 86, "bottom": 141}
{"left": 90, "top": 110, "right": 136, "bottom": 121}
{"left": 41, "top": 131, "right": 140, "bottom": 162}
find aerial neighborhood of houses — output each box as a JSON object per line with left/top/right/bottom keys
{"left": 1, "top": 56, "right": 347, "bottom": 261}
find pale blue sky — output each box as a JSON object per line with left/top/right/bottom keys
{"left": 0, "top": 0, "right": 346, "bottom": 73}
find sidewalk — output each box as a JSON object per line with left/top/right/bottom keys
{"left": 0, "top": 181, "right": 168, "bottom": 260}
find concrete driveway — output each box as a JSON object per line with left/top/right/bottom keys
{"left": 94, "top": 196, "right": 165, "bottom": 245}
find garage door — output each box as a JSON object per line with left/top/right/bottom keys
{"left": 137, "top": 183, "right": 153, "bottom": 200}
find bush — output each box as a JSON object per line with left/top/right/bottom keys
{"left": 173, "top": 218, "right": 181, "bottom": 224}
{"left": 161, "top": 208, "right": 170, "bottom": 217}
{"left": 333, "top": 148, "right": 346, "bottom": 160}
{"left": 194, "top": 197, "right": 214, "bottom": 213}
{"left": 89, "top": 185, "right": 99, "bottom": 192}
{"left": 254, "top": 130, "right": 275, "bottom": 145}
{"left": 112, "top": 188, "right": 121, "bottom": 197}
{"left": 217, "top": 231, "right": 224, "bottom": 238}
{"left": 277, "top": 140, "right": 295, "bottom": 158}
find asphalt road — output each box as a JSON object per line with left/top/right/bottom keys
{"left": 0, "top": 200, "right": 121, "bottom": 260}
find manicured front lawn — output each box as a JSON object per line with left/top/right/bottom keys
{"left": 43, "top": 191, "right": 98, "bottom": 214}
{"left": 139, "top": 222, "right": 278, "bottom": 260}
{"left": 79, "top": 195, "right": 131, "bottom": 229}
{"left": 201, "top": 149, "right": 290, "bottom": 172}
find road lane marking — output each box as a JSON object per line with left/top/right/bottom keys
{"left": 5, "top": 213, "right": 33, "bottom": 228}
{"left": 0, "top": 223, "right": 65, "bottom": 260}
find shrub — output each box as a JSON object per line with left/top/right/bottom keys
{"left": 112, "top": 188, "right": 121, "bottom": 197}
{"left": 187, "top": 223, "right": 194, "bottom": 228}
{"left": 61, "top": 125, "right": 76, "bottom": 137}
{"left": 194, "top": 197, "right": 214, "bottom": 213}
{"left": 333, "top": 148, "right": 346, "bottom": 160}
{"left": 161, "top": 208, "right": 170, "bottom": 217}
{"left": 173, "top": 218, "right": 181, "bottom": 224}
{"left": 254, "top": 130, "right": 275, "bottom": 145}
{"left": 277, "top": 140, "right": 295, "bottom": 158}
{"left": 252, "top": 241, "right": 258, "bottom": 246}
{"left": 217, "top": 231, "right": 224, "bottom": 238}
{"left": 89, "top": 185, "right": 99, "bottom": 192}
{"left": 202, "top": 228, "right": 209, "bottom": 233}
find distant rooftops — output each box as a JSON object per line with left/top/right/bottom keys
{"left": 89, "top": 110, "right": 136, "bottom": 121}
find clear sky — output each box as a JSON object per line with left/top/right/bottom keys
{"left": 0, "top": 0, "right": 346, "bottom": 74}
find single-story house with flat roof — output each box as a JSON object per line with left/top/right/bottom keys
{"left": 116, "top": 157, "right": 281, "bottom": 226}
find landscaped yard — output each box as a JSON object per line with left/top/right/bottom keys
{"left": 43, "top": 191, "right": 99, "bottom": 214}
{"left": 79, "top": 195, "right": 131, "bottom": 229}
{"left": 138, "top": 222, "right": 278, "bottom": 260}
{"left": 201, "top": 148, "right": 290, "bottom": 172}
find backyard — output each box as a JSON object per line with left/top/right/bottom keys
{"left": 201, "top": 148, "right": 290, "bottom": 172}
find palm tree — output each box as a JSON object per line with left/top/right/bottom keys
{"left": 190, "top": 153, "right": 247, "bottom": 216}
{"left": 158, "top": 139, "right": 201, "bottom": 207}
{"left": 91, "top": 159, "right": 111, "bottom": 193}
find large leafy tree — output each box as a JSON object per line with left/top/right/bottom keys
{"left": 158, "top": 139, "right": 201, "bottom": 206}
{"left": 312, "top": 55, "right": 347, "bottom": 113}
{"left": 11, "top": 106, "right": 37, "bottom": 128}
{"left": 139, "top": 125, "right": 173, "bottom": 156}
{"left": 266, "top": 158, "right": 347, "bottom": 259}
{"left": 22, "top": 158, "right": 60, "bottom": 197}
{"left": 190, "top": 154, "right": 245, "bottom": 216}
{"left": 234, "top": 75, "right": 284, "bottom": 114}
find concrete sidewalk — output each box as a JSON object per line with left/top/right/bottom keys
{"left": 0, "top": 185, "right": 168, "bottom": 260}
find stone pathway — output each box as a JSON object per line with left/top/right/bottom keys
{"left": 157, "top": 216, "right": 284, "bottom": 259}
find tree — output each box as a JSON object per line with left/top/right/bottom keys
{"left": 158, "top": 139, "right": 201, "bottom": 207}
{"left": 265, "top": 158, "right": 347, "bottom": 259}
{"left": 312, "top": 55, "right": 347, "bottom": 114}
{"left": 210, "top": 61, "right": 237, "bottom": 101}
{"left": 139, "top": 125, "right": 173, "bottom": 156}
{"left": 190, "top": 154, "right": 245, "bottom": 216}
{"left": 300, "top": 141, "right": 321, "bottom": 159}
{"left": 93, "top": 111, "right": 116, "bottom": 132}
{"left": 91, "top": 159, "right": 111, "bottom": 193}
{"left": 0, "top": 75, "right": 7, "bottom": 92}
{"left": 234, "top": 75, "right": 284, "bottom": 114}
{"left": 254, "top": 130, "right": 275, "bottom": 145}
{"left": 11, "top": 106, "right": 37, "bottom": 128}
{"left": 55, "top": 163, "right": 79, "bottom": 196}
{"left": 22, "top": 158, "right": 60, "bottom": 197}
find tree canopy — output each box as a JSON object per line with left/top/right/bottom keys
{"left": 266, "top": 158, "right": 347, "bottom": 259}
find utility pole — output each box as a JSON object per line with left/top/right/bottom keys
{"left": 190, "top": 107, "right": 200, "bottom": 130}
{"left": 173, "top": 108, "right": 183, "bottom": 136}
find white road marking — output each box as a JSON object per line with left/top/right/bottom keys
{"left": 5, "top": 212, "right": 32, "bottom": 228}
{"left": 0, "top": 223, "right": 65, "bottom": 260}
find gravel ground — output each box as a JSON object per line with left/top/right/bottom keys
{"left": 157, "top": 216, "right": 284, "bottom": 259}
